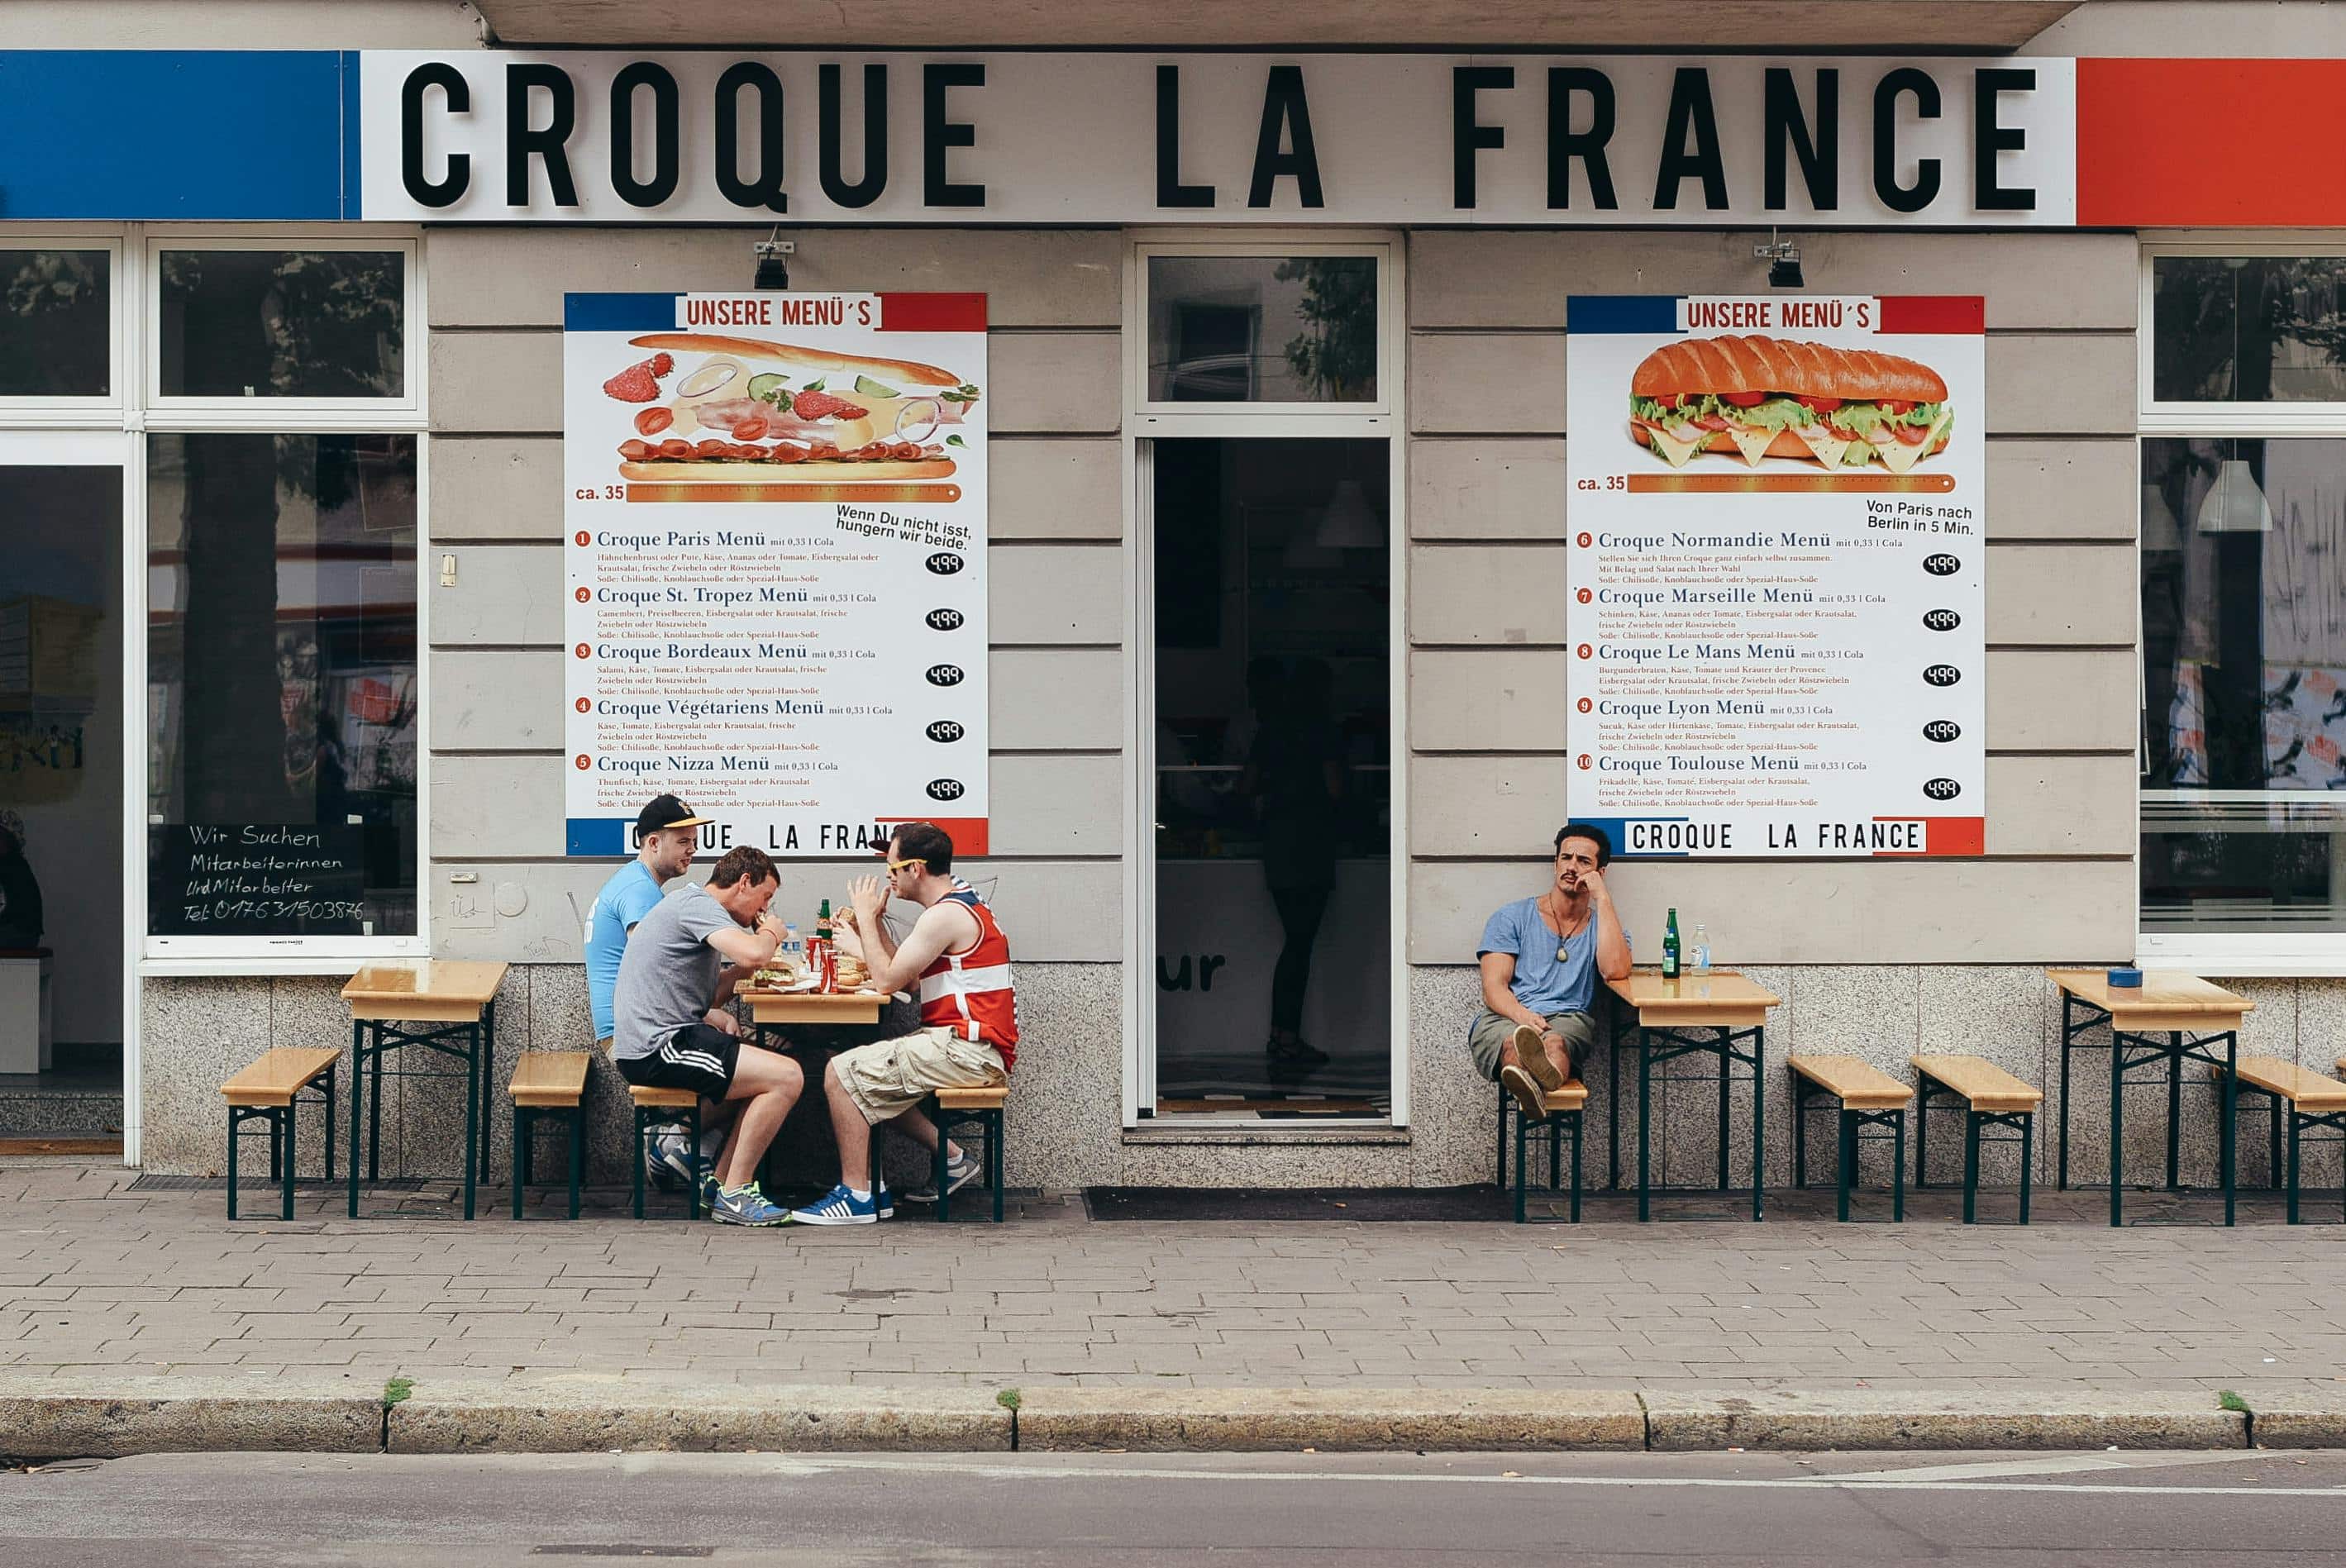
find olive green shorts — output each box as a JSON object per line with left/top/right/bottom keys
{"left": 1466, "top": 1009, "right": 1595, "bottom": 1084}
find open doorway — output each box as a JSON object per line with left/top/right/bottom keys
{"left": 1149, "top": 437, "right": 1391, "bottom": 1118}
{"left": 0, "top": 444, "right": 126, "bottom": 1149}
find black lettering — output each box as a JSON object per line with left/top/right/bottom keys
{"left": 819, "top": 63, "right": 888, "bottom": 209}
{"left": 714, "top": 61, "right": 788, "bottom": 212}
{"left": 1452, "top": 65, "right": 1513, "bottom": 208}
{"left": 608, "top": 61, "right": 679, "bottom": 208}
{"left": 1973, "top": 66, "right": 2036, "bottom": 211}
{"left": 1873, "top": 67, "right": 1942, "bottom": 214}
{"left": 1155, "top": 64, "right": 1214, "bottom": 208}
{"left": 504, "top": 62, "right": 578, "bottom": 207}
{"left": 1652, "top": 68, "right": 1727, "bottom": 211}
{"left": 1764, "top": 67, "right": 1838, "bottom": 211}
{"left": 1546, "top": 67, "right": 1618, "bottom": 210}
{"left": 399, "top": 62, "right": 470, "bottom": 208}
{"left": 1247, "top": 64, "right": 1324, "bottom": 208}
{"left": 923, "top": 63, "right": 985, "bottom": 207}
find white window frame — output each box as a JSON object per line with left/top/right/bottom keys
{"left": 2138, "top": 234, "right": 2346, "bottom": 975}
{"left": 0, "top": 235, "right": 124, "bottom": 423}
{"left": 145, "top": 233, "right": 422, "bottom": 423}
{"left": 1123, "top": 231, "right": 1411, "bottom": 1127}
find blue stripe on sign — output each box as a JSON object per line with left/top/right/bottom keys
{"left": 566, "top": 818, "right": 628, "bottom": 856}
{"left": 1566, "top": 297, "right": 1681, "bottom": 335}
{"left": 565, "top": 293, "right": 683, "bottom": 332}
{"left": 1579, "top": 817, "right": 1691, "bottom": 859}
{"left": 0, "top": 52, "right": 346, "bottom": 219}
{"left": 340, "top": 52, "right": 363, "bottom": 221}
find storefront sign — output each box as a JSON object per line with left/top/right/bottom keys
{"left": 562, "top": 291, "right": 989, "bottom": 857}
{"left": 360, "top": 52, "right": 2075, "bottom": 226}
{"left": 148, "top": 824, "right": 367, "bottom": 936}
{"left": 1562, "top": 294, "right": 1986, "bottom": 859}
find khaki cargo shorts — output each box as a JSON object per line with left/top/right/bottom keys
{"left": 834, "top": 1025, "right": 1008, "bottom": 1125}
{"left": 1466, "top": 1009, "right": 1595, "bottom": 1084}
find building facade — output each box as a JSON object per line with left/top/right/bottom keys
{"left": 4, "top": 0, "right": 2344, "bottom": 1195}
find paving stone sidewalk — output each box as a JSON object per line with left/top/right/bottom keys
{"left": 4, "top": 1157, "right": 2342, "bottom": 1396}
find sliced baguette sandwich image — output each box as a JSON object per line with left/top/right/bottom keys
{"left": 1628, "top": 335, "right": 1953, "bottom": 473}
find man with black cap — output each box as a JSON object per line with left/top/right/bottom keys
{"left": 584, "top": 794, "right": 732, "bottom": 1191}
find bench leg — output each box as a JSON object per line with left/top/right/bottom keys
{"left": 632, "top": 1106, "right": 646, "bottom": 1220}
{"left": 1791, "top": 1077, "right": 1808, "bottom": 1189}
{"left": 2288, "top": 1110, "right": 2303, "bottom": 1226}
{"left": 2272, "top": 1094, "right": 2285, "bottom": 1192}
{"left": 1837, "top": 1108, "right": 1855, "bottom": 1223}
{"left": 2109, "top": 1040, "right": 2125, "bottom": 1228}
{"left": 281, "top": 1103, "right": 297, "bottom": 1222}
{"left": 268, "top": 1107, "right": 281, "bottom": 1184}
{"left": 1963, "top": 1109, "right": 1982, "bottom": 1226}
{"left": 368, "top": 1034, "right": 384, "bottom": 1184}
{"left": 1891, "top": 1109, "right": 1906, "bottom": 1223}
{"left": 226, "top": 1108, "right": 241, "bottom": 1221}
{"left": 686, "top": 1103, "right": 703, "bottom": 1221}
{"left": 512, "top": 1108, "right": 527, "bottom": 1221}
{"left": 321, "top": 1065, "right": 336, "bottom": 1184}
{"left": 1570, "top": 1110, "right": 1582, "bottom": 1223}
{"left": 1717, "top": 1048, "right": 1731, "bottom": 1194}
{"left": 989, "top": 1109, "right": 1004, "bottom": 1224}
{"left": 2166, "top": 1047, "right": 2182, "bottom": 1191}
{"left": 1514, "top": 1104, "right": 1529, "bottom": 1224}
{"left": 569, "top": 1106, "right": 584, "bottom": 1220}
{"left": 2018, "top": 1113, "right": 2034, "bottom": 1226}
{"left": 1495, "top": 1079, "right": 1508, "bottom": 1189}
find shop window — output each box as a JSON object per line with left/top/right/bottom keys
{"left": 2143, "top": 245, "right": 2346, "bottom": 965}
{"left": 144, "top": 433, "right": 419, "bottom": 941}
{"left": 1145, "top": 255, "right": 1380, "bottom": 405}
{"left": 155, "top": 245, "right": 410, "bottom": 404}
{"left": 0, "top": 249, "right": 112, "bottom": 399}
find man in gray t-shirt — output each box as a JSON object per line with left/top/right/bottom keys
{"left": 610, "top": 846, "right": 808, "bottom": 1227}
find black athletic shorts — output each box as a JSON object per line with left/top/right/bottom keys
{"left": 615, "top": 1024, "right": 738, "bottom": 1099}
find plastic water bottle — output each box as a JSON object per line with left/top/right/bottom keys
{"left": 782, "top": 922, "right": 801, "bottom": 969}
{"left": 1692, "top": 923, "right": 1712, "bottom": 976}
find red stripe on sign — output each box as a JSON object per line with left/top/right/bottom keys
{"left": 1867, "top": 816, "right": 1985, "bottom": 857}
{"left": 1876, "top": 297, "right": 1983, "bottom": 335}
{"left": 876, "top": 816, "right": 989, "bottom": 856}
{"left": 879, "top": 293, "right": 988, "bottom": 332}
{"left": 2079, "top": 59, "right": 2346, "bottom": 226}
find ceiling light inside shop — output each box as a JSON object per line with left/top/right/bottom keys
{"left": 1315, "top": 479, "right": 1382, "bottom": 549}
{"left": 2196, "top": 459, "right": 2273, "bottom": 534}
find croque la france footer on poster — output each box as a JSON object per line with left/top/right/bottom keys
{"left": 562, "top": 292, "right": 990, "bottom": 859}
{"left": 1564, "top": 296, "right": 1986, "bottom": 860}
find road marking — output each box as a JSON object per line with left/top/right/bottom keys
{"left": 1805, "top": 1451, "right": 2272, "bottom": 1484}
{"left": 791, "top": 1454, "right": 2346, "bottom": 1499}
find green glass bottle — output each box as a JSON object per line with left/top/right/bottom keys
{"left": 816, "top": 898, "right": 833, "bottom": 945}
{"left": 1662, "top": 907, "right": 1681, "bottom": 980}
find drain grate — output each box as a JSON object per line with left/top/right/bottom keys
{"left": 128, "top": 1175, "right": 427, "bottom": 1192}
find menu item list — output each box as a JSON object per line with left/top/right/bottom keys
{"left": 562, "top": 292, "right": 989, "bottom": 858}
{"left": 1563, "top": 295, "right": 1986, "bottom": 859}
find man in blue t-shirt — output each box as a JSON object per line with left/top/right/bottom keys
{"left": 1470, "top": 823, "right": 1633, "bottom": 1119}
{"left": 586, "top": 794, "right": 733, "bottom": 1188}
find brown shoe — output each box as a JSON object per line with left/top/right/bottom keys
{"left": 1500, "top": 1063, "right": 1548, "bottom": 1120}
{"left": 1512, "top": 1023, "right": 1564, "bottom": 1093}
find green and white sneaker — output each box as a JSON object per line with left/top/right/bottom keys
{"left": 709, "top": 1183, "right": 791, "bottom": 1227}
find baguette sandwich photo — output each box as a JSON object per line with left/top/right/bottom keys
{"left": 1628, "top": 335, "right": 1953, "bottom": 474}
{"left": 603, "top": 331, "right": 980, "bottom": 485}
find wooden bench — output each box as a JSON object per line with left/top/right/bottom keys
{"left": 1509, "top": 1080, "right": 1585, "bottom": 1225}
{"left": 218, "top": 1047, "right": 341, "bottom": 1220}
{"left": 923, "top": 1084, "right": 1010, "bottom": 1223}
{"left": 623, "top": 1081, "right": 703, "bottom": 1221}
{"left": 508, "top": 1051, "right": 591, "bottom": 1220}
{"left": 1787, "top": 1055, "right": 1912, "bottom": 1222}
{"left": 1911, "top": 1054, "right": 2043, "bottom": 1224}
{"left": 2218, "top": 1056, "right": 2346, "bottom": 1225}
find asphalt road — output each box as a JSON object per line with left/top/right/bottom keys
{"left": 5, "top": 1448, "right": 2345, "bottom": 1564}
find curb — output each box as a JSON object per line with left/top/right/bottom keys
{"left": 2, "top": 1377, "right": 2333, "bottom": 1461}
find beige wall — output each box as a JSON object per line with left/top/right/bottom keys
{"left": 423, "top": 227, "right": 1125, "bottom": 965}
{"left": 1403, "top": 227, "right": 2140, "bottom": 965}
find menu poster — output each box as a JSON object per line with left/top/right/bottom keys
{"left": 562, "top": 292, "right": 989, "bottom": 859}
{"left": 149, "top": 823, "right": 367, "bottom": 936}
{"left": 1563, "top": 295, "right": 1986, "bottom": 859}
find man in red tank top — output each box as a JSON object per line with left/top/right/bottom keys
{"left": 792, "top": 822, "right": 1018, "bottom": 1226}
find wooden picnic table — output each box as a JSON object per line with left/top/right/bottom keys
{"left": 1604, "top": 970, "right": 1782, "bottom": 1222}
{"left": 340, "top": 960, "right": 509, "bottom": 1220}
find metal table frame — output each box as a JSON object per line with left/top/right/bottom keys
{"left": 2056, "top": 992, "right": 2237, "bottom": 1227}
{"left": 346, "top": 1003, "right": 496, "bottom": 1222}
{"left": 1606, "top": 991, "right": 1767, "bottom": 1223}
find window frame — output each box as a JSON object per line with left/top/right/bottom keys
{"left": 2138, "top": 236, "right": 2346, "bottom": 975}
{"left": 144, "top": 233, "right": 422, "bottom": 425}
{"left": 1130, "top": 238, "right": 1399, "bottom": 425}
{"left": 0, "top": 235, "right": 125, "bottom": 422}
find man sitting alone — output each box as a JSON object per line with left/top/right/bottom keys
{"left": 793, "top": 822, "right": 1015, "bottom": 1225}
{"left": 1471, "top": 823, "right": 1633, "bottom": 1119}
{"left": 611, "top": 846, "right": 804, "bottom": 1226}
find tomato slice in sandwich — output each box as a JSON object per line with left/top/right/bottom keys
{"left": 1719, "top": 390, "right": 1768, "bottom": 407}
{"left": 1797, "top": 395, "right": 1842, "bottom": 412}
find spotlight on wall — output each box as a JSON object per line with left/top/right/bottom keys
{"left": 752, "top": 236, "right": 794, "bottom": 290}
{"left": 1756, "top": 230, "right": 1803, "bottom": 289}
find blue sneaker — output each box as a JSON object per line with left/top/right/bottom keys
{"left": 790, "top": 1183, "right": 879, "bottom": 1226}
{"left": 699, "top": 1174, "right": 721, "bottom": 1213}
{"left": 649, "top": 1125, "right": 695, "bottom": 1190}
{"left": 709, "top": 1184, "right": 791, "bottom": 1227}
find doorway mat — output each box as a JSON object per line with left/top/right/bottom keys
{"left": 1083, "top": 1184, "right": 1512, "bottom": 1222}
{"left": 0, "top": 1137, "right": 121, "bottom": 1157}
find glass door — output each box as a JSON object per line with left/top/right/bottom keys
{"left": 1147, "top": 436, "right": 1392, "bottom": 1118}
{"left": 0, "top": 433, "right": 131, "bottom": 1134}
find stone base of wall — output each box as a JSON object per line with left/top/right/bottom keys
{"left": 136, "top": 965, "right": 2346, "bottom": 1191}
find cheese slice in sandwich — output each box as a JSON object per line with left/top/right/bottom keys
{"left": 1643, "top": 423, "right": 1705, "bottom": 469}
{"left": 1795, "top": 425, "right": 1852, "bottom": 470}
{"left": 1876, "top": 407, "right": 1956, "bottom": 475}
{"left": 1724, "top": 425, "right": 1777, "bottom": 468}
